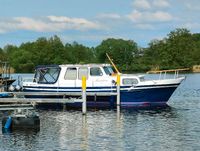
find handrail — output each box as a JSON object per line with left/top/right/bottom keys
{"left": 146, "top": 68, "right": 190, "bottom": 74}
{"left": 147, "top": 68, "right": 189, "bottom": 80}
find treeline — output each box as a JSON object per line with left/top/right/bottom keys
{"left": 0, "top": 28, "right": 200, "bottom": 73}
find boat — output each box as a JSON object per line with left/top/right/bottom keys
{"left": 21, "top": 63, "right": 186, "bottom": 108}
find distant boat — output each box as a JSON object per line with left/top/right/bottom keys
{"left": 21, "top": 64, "right": 185, "bottom": 108}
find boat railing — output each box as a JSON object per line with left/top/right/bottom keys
{"left": 147, "top": 68, "right": 190, "bottom": 80}
{"left": 22, "top": 78, "right": 37, "bottom": 82}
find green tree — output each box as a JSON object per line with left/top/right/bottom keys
{"left": 95, "top": 38, "right": 139, "bottom": 71}
{"left": 1, "top": 29, "right": 200, "bottom": 73}
{"left": 65, "top": 42, "right": 94, "bottom": 64}
{"left": 144, "top": 28, "right": 196, "bottom": 70}
{"left": 9, "top": 49, "right": 34, "bottom": 72}
{"left": 191, "top": 33, "right": 200, "bottom": 65}
{"left": 48, "top": 35, "right": 65, "bottom": 64}
{"left": 0, "top": 48, "right": 6, "bottom": 61}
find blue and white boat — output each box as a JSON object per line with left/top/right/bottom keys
{"left": 22, "top": 64, "right": 185, "bottom": 108}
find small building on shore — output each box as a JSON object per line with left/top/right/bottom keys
{"left": 0, "top": 67, "right": 15, "bottom": 74}
{"left": 192, "top": 65, "right": 200, "bottom": 73}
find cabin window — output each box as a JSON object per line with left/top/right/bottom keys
{"left": 64, "top": 67, "right": 77, "bottom": 80}
{"left": 139, "top": 77, "right": 145, "bottom": 82}
{"left": 90, "top": 67, "right": 103, "bottom": 76}
{"left": 103, "top": 66, "right": 114, "bottom": 75}
{"left": 122, "top": 78, "right": 138, "bottom": 85}
{"left": 35, "top": 66, "right": 60, "bottom": 84}
{"left": 78, "top": 67, "right": 88, "bottom": 80}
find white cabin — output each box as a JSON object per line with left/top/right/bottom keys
{"left": 23, "top": 64, "right": 143, "bottom": 88}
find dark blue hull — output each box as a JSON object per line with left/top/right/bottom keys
{"left": 120, "top": 86, "right": 177, "bottom": 107}
{"left": 23, "top": 84, "right": 179, "bottom": 108}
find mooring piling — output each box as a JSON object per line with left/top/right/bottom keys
{"left": 117, "top": 74, "right": 120, "bottom": 106}
{"left": 82, "top": 76, "right": 87, "bottom": 115}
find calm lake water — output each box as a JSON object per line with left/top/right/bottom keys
{"left": 0, "top": 73, "right": 200, "bottom": 151}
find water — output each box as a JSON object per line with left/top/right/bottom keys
{"left": 0, "top": 73, "right": 200, "bottom": 151}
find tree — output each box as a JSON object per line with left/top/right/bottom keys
{"left": 95, "top": 38, "right": 139, "bottom": 71}
{"left": 9, "top": 49, "right": 34, "bottom": 72}
{"left": 167, "top": 28, "right": 194, "bottom": 68}
{"left": 191, "top": 33, "right": 200, "bottom": 65}
{"left": 64, "top": 41, "right": 94, "bottom": 64}
{"left": 1, "top": 29, "right": 200, "bottom": 73}
{"left": 145, "top": 28, "right": 196, "bottom": 70}
{"left": 0, "top": 48, "right": 6, "bottom": 61}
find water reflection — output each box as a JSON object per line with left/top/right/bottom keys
{"left": 1, "top": 72, "right": 200, "bottom": 150}
{"left": 118, "top": 105, "right": 200, "bottom": 151}
{"left": 81, "top": 115, "right": 89, "bottom": 151}
{"left": 0, "top": 105, "right": 200, "bottom": 151}
{"left": 1, "top": 128, "right": 39, "bottom": 150}
{"left": 2, "top": 128, "right": 39, "bottom": 135}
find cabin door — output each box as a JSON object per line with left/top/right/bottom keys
{"left": 75, "top": 66, "right": 111, "bottom": 88}
{"left": 89, "top": 67, "right": 110, "bottom": 87}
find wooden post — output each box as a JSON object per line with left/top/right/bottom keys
{"left": 82, "top": 76, "right": 87, "bottom": 115}
{"left": 117, "top": 74, "right": 120, "bottom": 106}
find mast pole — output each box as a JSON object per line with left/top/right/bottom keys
{"left": 106, "top": 53, "right": 120, "bottom": 74}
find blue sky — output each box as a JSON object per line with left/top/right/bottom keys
{"left": 0, "top": 0, "right": 200, "bottom": 48}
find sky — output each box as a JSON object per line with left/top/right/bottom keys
{"left": 0, "top": 0, "right": 200, "bottom": 48}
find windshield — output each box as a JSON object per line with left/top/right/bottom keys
{"left": 103, "top": 66, "right": 114, "bottom": 75}
{"left": 34, "top": 66, "right": 60, "bottom": 84}
{"left": 139, "top": 77, "right": 145, "bottom": 82}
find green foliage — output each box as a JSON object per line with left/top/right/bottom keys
{"left": 65, "top": 42, "right": 95, "bottom": 64}
{"left": 2, "top": 36, "right": 95, "bottom": 72}
{"left": 95, "top": 38, "right": 139, "bottom": 71}
{"left": 144, "top": 28, "right": 200, "bottom": 70}
{"left": 1, "top": 28, "right": 200, "bottom": 73}
{"left": 0, "top": 48, "right": 6, "bottom": 61}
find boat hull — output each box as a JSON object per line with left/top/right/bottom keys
{"left": 23, "top": 84, "right": 179, "bottom": 108}
{"left": 120, "top": 86, "right": 177, "bottom": 107}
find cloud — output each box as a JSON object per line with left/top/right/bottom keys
{"left": 0, "top": 29, "right": 5, "bottom": 33}
{"left": 47, "top": 16, "right": 101, "bottom": 30}
{"left": 127, "top": 10, "right": 173, "bottom": 23}
{"left": 132, "top": 0, "right": 151, "bottom": 10}
{"left": 152, "top": 0, "right": 170, "bottom": 8}
{"left": 96, "top": 13, "right": 121, "bottom": 19}
{"left": 0, "top": 19, "right": 20, "bottom": 33}
{"left": 134, "top": 23, "right": 154, "bottom": 30}
{"left": 129, "top": 0, "right": 172, "bottom": 29}
{"left": 132, "top": 0, "right": 170, "bottom": 10}
{"left": 0, "top": 16, "right": 102, "bottom": 33}
{"left": 184, "top": 2, "right": 200, "bottom": 11}
{"left": 182, "top": 22, "right": 200, "bottom": 29}
{"left": 14, "top": 17, "right": 60, "bottom": 32}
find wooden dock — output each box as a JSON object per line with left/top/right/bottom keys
{"left": 0, "top": 104, "right": 34, "bottom": 111}
{"left": 0, "top": 91, "right": 118, "bottom": 113}
{"left": 0, "top": 75, "right": 121, "bottom": 114}
{"left": 11, "top": 91, "right": 117, "bottom": 97}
